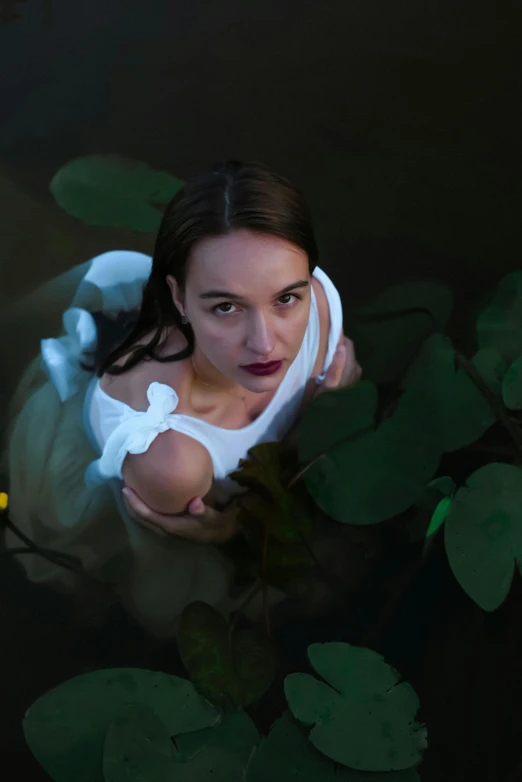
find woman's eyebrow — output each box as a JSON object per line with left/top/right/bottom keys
{"left": 199, "top": 279, "right": 309, "bottom": 301}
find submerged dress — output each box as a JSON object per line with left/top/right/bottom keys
{"left": 1, "top": 250, "right": 343, "bottom": 637}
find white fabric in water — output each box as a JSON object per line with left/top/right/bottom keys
{"left": 3, "top": 249, "right": 343, "bottom": 636}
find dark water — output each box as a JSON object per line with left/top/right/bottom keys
{"left": 1, "top": 1, "right": 522, "bottom": 779}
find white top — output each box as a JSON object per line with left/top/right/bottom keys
{"left": 39, "top": 250, "right": 343, "bottom": 503}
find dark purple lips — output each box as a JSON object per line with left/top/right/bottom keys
{"left": 241, "top": 360, "right": 282, "bottom": 376}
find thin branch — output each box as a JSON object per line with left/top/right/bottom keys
{"left": 1, "top": 546, "right": 80, "bottom": 560}
{"left": 455, "top": 352, "right": 522, "bottom": 456}
{"left": 3, "top": 516, "right": 47, "bottom": 550}
{"left": 2, "top": 514, "right": 113, "bottom": 587}
{"left": 228, "top": 578, "right": 263, "bottom": 642}
{"left": 261, "top": 528, "right": 271, "bottom": 637}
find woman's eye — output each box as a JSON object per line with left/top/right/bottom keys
{"left": 214, "top": 302, "right": 235, "bottom": 314}
{"left": 213, "top": 293, "right": 301, "bottom": 315}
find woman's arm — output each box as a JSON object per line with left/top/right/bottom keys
{"left": 120, "top": 430, "right": 242, "bottom": 543}
{"left": 121, "top": 430, "right": 215, "bottom": 515}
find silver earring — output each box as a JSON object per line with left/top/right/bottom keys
{"left": 181, "top": 314, "right": 188, "bottom": 325}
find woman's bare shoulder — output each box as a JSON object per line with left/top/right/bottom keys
{"left": 121, "top": 427, "right": 215, "bottom": 514}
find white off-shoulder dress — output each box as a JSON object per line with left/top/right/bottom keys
{"left": 2, "top": 250, "right": 343, "bottom": 637}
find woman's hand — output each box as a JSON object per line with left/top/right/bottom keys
{"left": 121, "top": 488, "right": 241, "bottom": 544}
{"left": 302, "top": 335, "right": 362, "bottom": 411}
{"left": 315, "top": 334, "right": 362, "bottom": 394}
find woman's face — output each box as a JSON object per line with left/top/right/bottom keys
{"left": 167, "top": 229, "right": 311, "bottom": 392}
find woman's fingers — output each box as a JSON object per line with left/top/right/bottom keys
{"left": 122, "top": 487, "right": 156, "bottom": 520}
{"left": 312, "top": 336, "right": 362, "bottom": 400}
{"left": 340, "top": 338, "right": 362, "bottom": 385}
{"left": 121, "top": 486, "right": 238, "bottom": 543}
{"left": 316, "top": 341, "right": 347, "bottom": 392}
{"left": 122, "top": 487, "right": 193, "bottom": 536}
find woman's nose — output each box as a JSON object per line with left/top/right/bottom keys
{"left": 245, "top": 315, "right": 275, "bottom": 356}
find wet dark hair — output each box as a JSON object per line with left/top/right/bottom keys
{"left": 83, "top": 159, "right": 319, "bottom": 378}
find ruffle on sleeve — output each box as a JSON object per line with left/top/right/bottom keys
{"left": 39, "top": 251, "right": 153, "bottom": 404}
{"left": 84, "top": 382, "right": 180, "bottom": 486}
{"left": 71, "top": 250, "right": 152, "bottom": 316}
{"left": 41, "top": 307, "right": 97, "bottom": 403}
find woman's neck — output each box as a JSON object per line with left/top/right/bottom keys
{"left": 189, "top": 348, "right": 249, "bottom": 399}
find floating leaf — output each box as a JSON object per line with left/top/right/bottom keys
{"left": 23, "top": 669, "right": 219, "bottom": 782}
{"left": 50, "top": 155, "right": 184, "bottom": 231}
{"left": 230, "top": 442, "right": 313, "bottom": 542}
{"left": 238, "top": 490, "right": 311, "bottom": 544}
{"left": 352, "top": 281, "right": 454, "bottom": 384}
{"left": 245, "top": 710, "right": 419, "bottom": 782}
{"left": 171, "top": 710, "right": 259, "bottom": 780}
{"left": 444, "top": 462, "right": 522, "bottom": 611}
{"left": 177, "top": 602, "right": 277, "bottom": 708}
{"left": 297, "top": 382, "right": 377, "bottom": 467}
{"left": 284, "top": 643, "right": 425, "bottom": 772}
{"left": 476, "top": 271, "right": 522, "bottom": 363}
{"left": 299, "top": 382, "right": 443, "bottom": 525}
{"left": 502, "top": 354, "right": 522, "bottom": 409}
{"left": 103, "top": 704, "right": 258, "bottom": 782}
{"left": 472, "top": 346, "right": 509, "bottom": 395}
{"left": 229, "top": 442, "right": 284, "bottom": 500}
{"left": 400, "top": 334, "right": 508, "bottom": 452}
{"left": 103, "top": 704, "right": 174, "bottom": 782}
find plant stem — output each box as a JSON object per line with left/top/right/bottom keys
{"left": 2, "top": 514, "right": 112, "bottom": 587}
{"left": 455, "top": 352, "right": 522, "bottom": 456}
{"left": 228, "top": 578, "right": 263, "bottom": 642}
{"left": 1, "top": 546, "right": 80, "bottom": 560}
{"left": 3, "top": 516, "right": 80, "bottom": 562}
{"left": 261, "top": 529, "right": 271, "bottom": 637}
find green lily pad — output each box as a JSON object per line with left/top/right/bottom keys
{"left": 177, "top": 602, "right": 277, "bottom": 708}
{"left": 229, "top": 442, "right": 284, "bottom": 499}
{"left": 103, "top": 705, "right": 259, "bottom": 782}
{"left": 352, "top": 280, "right": 454, "bottom": 384}
{"left": 284, "top": 643, "right": 426, "bottom": 772}
{"left": 502, "top": 354, "right": 522, "bottom": 409}
{"left": 171, "top": 710, "right": 259, "bottom": 779}
{"left": 245, "top": 710, "right": 420, "bottom": 782}
{"left": 236, "top": 442, "right": 314, "bottom": 540}
{"left": 229, "top": 441, "right": 313, "bottom": 542}
{"left": 298, "top": 382, "right": 443, "bottom": 525}
{"left": 23, "top": 669, "right": 219, "bottom": 782}
{"left": 297, "top": 381, "right": 377, "bottom": 467}
{"left": 50, "top": 155, "right": 184, "bottom": 231}
{"left": 103, "top": 704, "right": 174, "bottom": 782}
{"left": 444, "top": 462, "right": 522, "bottom": 611}
{"left": 476, "top": 271, "right": 522, "bottom": 363}
{"left": 400, "top": 334, "right": 508, "bottom": 452}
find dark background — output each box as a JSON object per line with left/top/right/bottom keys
{"left": 1, "top": 1, "right": 521, "bottom": 779}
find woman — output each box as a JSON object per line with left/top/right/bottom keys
{"left": 3, "top": 159, "right": 361, "bottom": 636}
